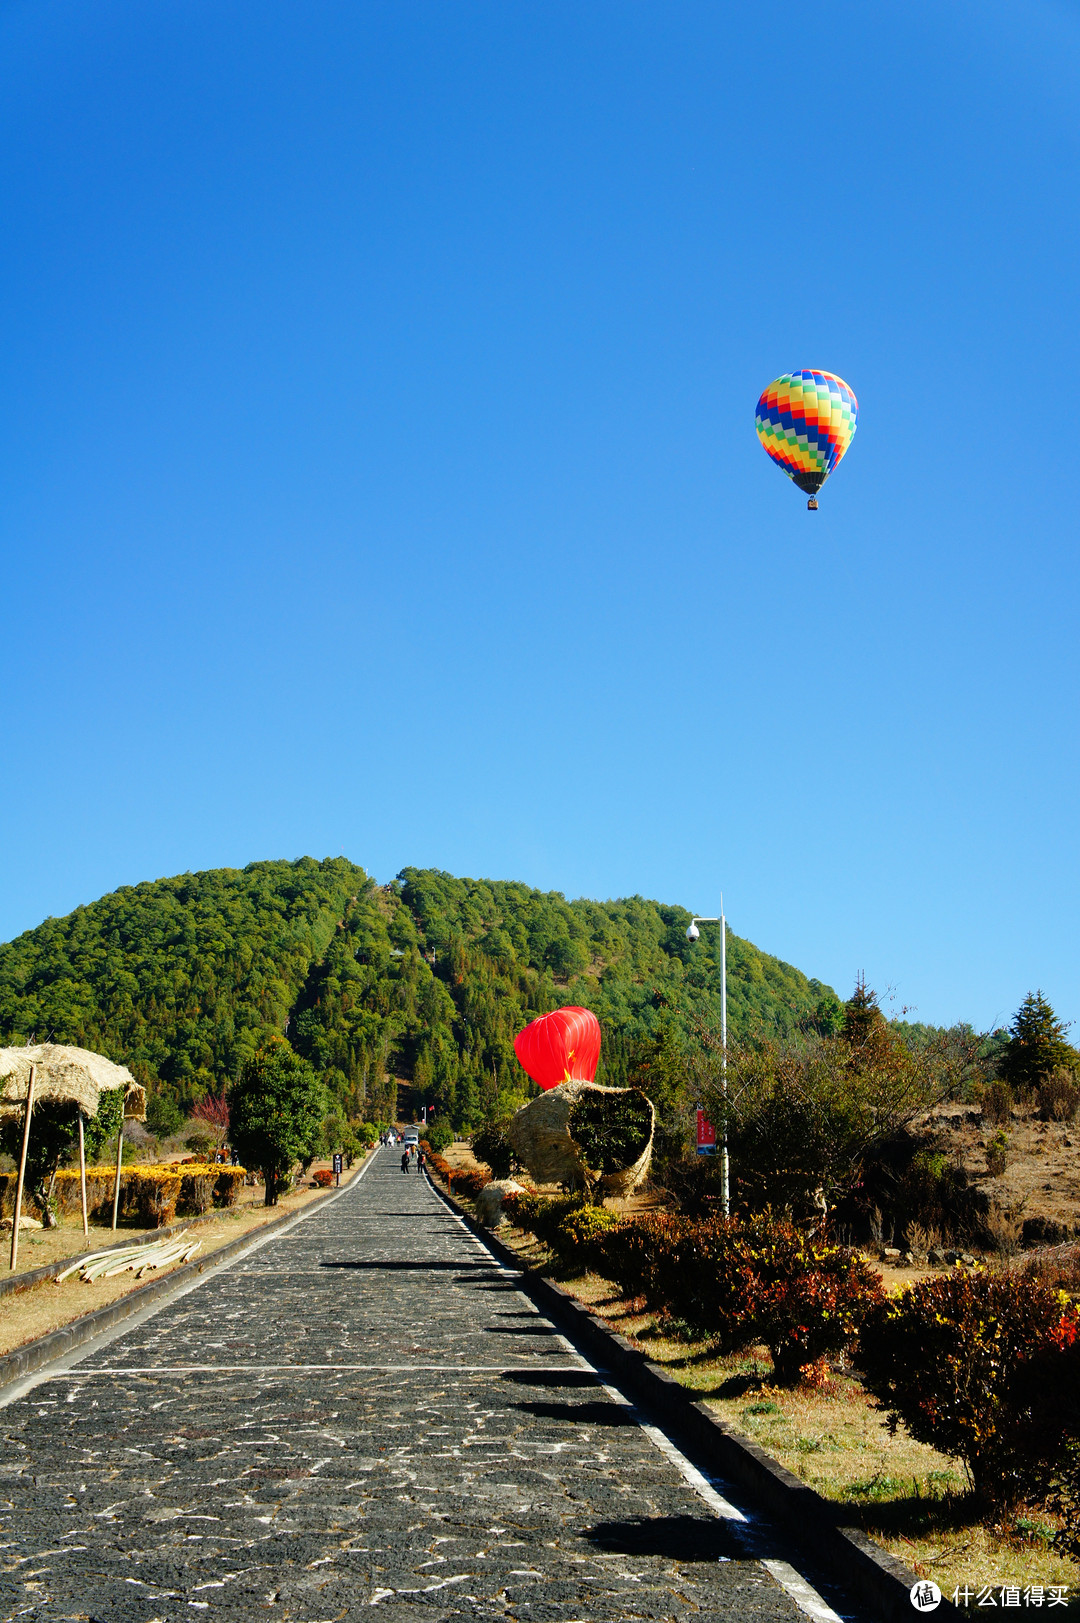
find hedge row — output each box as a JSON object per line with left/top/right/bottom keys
{"left": 0, "top": 1164, "right": 246, "bottom": 1228}
{"left": 422, "top": 1143, "right": 490, "bottom": 1199}
{"left": 502, "top": 1191, "right": 1080, "bottom": 1516}
{"left": 502, "top": 1196, "right": 883, "bottom": 1384}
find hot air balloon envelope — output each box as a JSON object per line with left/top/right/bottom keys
{"left": 514, "top": 1007, "right": 601, "bottom": 1092}
{"left": 755, "top": 370, "right": 858, "bottom": 498}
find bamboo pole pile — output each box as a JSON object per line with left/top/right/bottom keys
{"left": 55, "top": 1231, "right": 202, "bottom": 1284}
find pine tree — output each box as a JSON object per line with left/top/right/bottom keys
{"left": 841, "top": 976, "right": 885, "bottom": 1049}
{"left": 1002, "top": 991, "right": 1077, "bottom": 1092}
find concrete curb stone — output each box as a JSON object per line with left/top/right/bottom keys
{"left": 428, "top": 1171, "right": 954, "bottom": 1623}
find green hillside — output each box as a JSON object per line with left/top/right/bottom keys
{"left": 0, "top": 858, "right": 837, "bottom": 1129}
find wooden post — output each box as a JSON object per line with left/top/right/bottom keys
{"left": 78, "top": 1112, "right": 89, "bottom": 1239}
{"left": 111, "top": 1124, "right": 123, "bottom": 1231}
{"left": 9, "top": 1063, "right": 36, "bottom": 1272}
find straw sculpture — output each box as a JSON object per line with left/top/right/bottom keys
{"left": 507, "top": 1080, "right": 654, "bottom": 1199}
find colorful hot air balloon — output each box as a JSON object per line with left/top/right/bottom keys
{"left": 755, "top": 370, "right": 858, "bottom": 510}
{"left": 514, "top": 1007, "right": 601, "bottom": 1092}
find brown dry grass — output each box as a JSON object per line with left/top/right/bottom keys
{"left": 921, "top": 1104, "right": 1080, "bottom": 1238}
{"left": 0, "top": 1155, "right": 367, "bottom": 1358}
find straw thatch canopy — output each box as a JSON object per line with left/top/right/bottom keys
{"left": 507, "top": 1081, "right": 654, "bottom": 1197}
{"left": 0, "top": 1044, "right": 146, "bottom": 1123}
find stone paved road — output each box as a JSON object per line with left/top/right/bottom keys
{"left": 0, "top": 1150, "right": 865, "bottom": 1623}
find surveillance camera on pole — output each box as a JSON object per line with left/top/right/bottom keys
{"left": 686, "top": 922, "right": 700, "bottom": 942}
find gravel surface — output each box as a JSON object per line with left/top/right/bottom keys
{"left": 0, "top": 1149, "right": 862, "bottom": 1622}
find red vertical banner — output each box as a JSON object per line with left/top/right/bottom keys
{"left": 696, "top": 1106, "right": 716, "bottom": 1156}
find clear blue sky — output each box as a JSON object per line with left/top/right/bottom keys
{"left": 2, "top": 0, "right": 1078, "bottom": 1033}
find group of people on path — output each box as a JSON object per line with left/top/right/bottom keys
{"left": 400, "top": 1142, "right": 427, "bottom": 1175}
{"left": 376, "top": 1127, "right": 427, "bottom": 1175}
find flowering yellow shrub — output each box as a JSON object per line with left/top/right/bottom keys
{"left": 0, "top": 1163, "right": 246, "bottom": 1225}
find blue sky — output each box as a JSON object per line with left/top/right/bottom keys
{"left": 2, "top": 0, "right": 1078, "bottom": 1032}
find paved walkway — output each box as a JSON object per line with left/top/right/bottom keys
{"left": 0, "top": 1150, "right": 863, "bottom": 1622}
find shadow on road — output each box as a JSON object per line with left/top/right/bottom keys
{"left": 585, "top": 1513, "right": 747, "bottom": 1562}
{"left": 484, "top": 1323, "right": 562, "bottom": 1336}
{"left": 510, "top": 1399, "right": 638, "bottom": 1426}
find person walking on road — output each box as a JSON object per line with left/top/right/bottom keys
{"left": 417, "top": 1150, "right": 426, "bottom": 1175}
{"left": 400, "top": 1151, "right": 409, "bottom": 1175}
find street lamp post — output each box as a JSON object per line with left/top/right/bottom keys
{"left": 686, "top": 900, "right": 729, "bottom": 1216}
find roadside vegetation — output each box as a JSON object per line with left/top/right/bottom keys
{"left": 444, "top": 983, "right": 1080, "bottom": 1596}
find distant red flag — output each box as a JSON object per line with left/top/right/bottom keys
{"left": 514, "top": 1007, "right": 601, "bottom": 1091}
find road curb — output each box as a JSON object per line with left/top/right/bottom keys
{"left": 0, "top": 1157, "right": 372, "bottom": 1393}
{"left": 428, "top": 1173, "right": 949, "bottom": 1623}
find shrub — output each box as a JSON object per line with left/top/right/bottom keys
{"left": 556, "top": 1204, "right": 621, "bottom": 1253}
{"left": 857, "top": 1270, "right": 1080, "bottom": 1506}
{"left": 1037, "top": 1068, "right": 1079, "bottom": 1124}
{"left": 127, "top": 1170, "right": 182, "bottom": 1228}
{"left": 312, "top": 1169, "right": 334, "bottom": 1187}
{"left": 981, "top": 1079, "right": 1014, "bottom": 1126}
{"left": 986, "top": 1130, "right": 1008, "bottom": 1177}
{"left": 983, "top": 1200, "right": 1023, "bottom": 1257}
{"left": 454, "top": 1169, "right": 490, "bottom": 1198}
{"left": 500, "top": 1193, "right": 618, "bottom": 1264}
{"left": 605, "top": 1215, "right": 759, "bottom": 1349}
{"left": 184, "top": 1121, "right": 218, "bottom": 1156}
{"left": 742, "top": 1220, "right": 884, "bottom": 1383}
{"left": 1021, "top": 1217, "right": 1073, "bottom": 1251}
{"left": 520, "top": 1206, "right": 884, "bottom": 1381}
{"left": 426, "top": 1116, "right": 454, "bottom": 1153}
{"left": 648, "top": 1154, "right": 727, "bottom": 1219}
{"left": 596, "top": 1214, "right": 884, "bottom": 1377}
{"left": 471, "top": 1122, "right": 517, "bottom": 1180}
{"left": 424, "top": 1143, "right": 490, "bottom": 1199}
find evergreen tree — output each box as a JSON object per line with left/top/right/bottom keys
{"left": 626, "top": 1019, "right": 692, "bottom": 1162}
{"left": 229, "top": 1038, "right": 323, "bottom": 1205}
{"left": 1002, "top": 991, "right": 1077, "bottom": 1092}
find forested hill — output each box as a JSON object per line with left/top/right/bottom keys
{"left": 0, "top": 858, "right": 837, "bottom": 1129}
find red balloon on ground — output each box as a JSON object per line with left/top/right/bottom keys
{"left": 514, "top": 1007, "right": 602, "bottom": 1091}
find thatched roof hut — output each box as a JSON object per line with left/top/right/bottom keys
{"left": 0, "top": 1044, "right": 146, "bottom": 1122}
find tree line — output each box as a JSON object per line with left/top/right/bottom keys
{"left": 0, "top": 856, "right": 838, "bottom": 1133}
